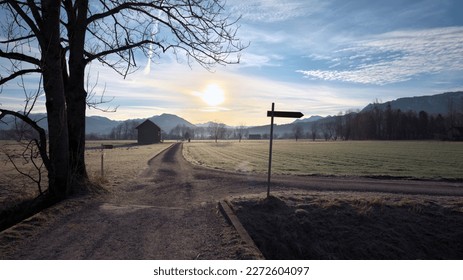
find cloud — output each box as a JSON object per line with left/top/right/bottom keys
{"left": 298, "top": 26, "right": 463, "bottom": 85}
{"left": 229, "top": 0, "right": 325, "bottom": 23}
{"left": 82, "top": 61, "right": 376, "bottom": 125}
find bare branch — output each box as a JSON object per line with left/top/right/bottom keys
{"left": 4, "top": 139, "right": 45, "bottom": 195}
{"left": 0, "top": 33, "right": 35, "bottom": 44}
{"left": 0, "top": 109, "right": 50, "bottom": 172}
{"left": 0, "top": 68, "right": 41, "bottom": 86}
{"left": 0, "top": 49, "right": 41, "bottom": 66}
{"left": 85, "top": 70, "right": 118, "bottom": 112}
{"left": 22, "top": 74, "right": 43, "bottom": 116}
{"left": 82, "top": 0, "right": 247, "bottom": 75}
{"left": 85, "top": 39, "right": 167, "bottom": 64}
{"left": 5, "top": 0, "right": 44, "bottom": 46}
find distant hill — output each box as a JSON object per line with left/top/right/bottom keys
{"left": 293, "top": 115, "right": 323, "bottom": 123}
{"left": 148, "top": 113, "right": 195, "bottom": 133}
{"left": 86, "top": 116, "right": 121, "bottom": 134}
{"left": 0, "top": 113, "right": 48, "bottom": 131}
{"left": 0, "top": 113, "right": 194, "bottom": 136}
{"left": 362, "top": 91, "right": 463, "bottom": 115}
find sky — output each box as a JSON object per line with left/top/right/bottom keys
{"left": 1, "top": 0, "right": 463, "bottom": 126}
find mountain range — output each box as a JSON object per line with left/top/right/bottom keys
{"left": 1, "top": 91, "right": 462, "bottom": 135}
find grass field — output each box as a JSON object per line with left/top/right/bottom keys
{"left": 85, "top": 141, "right": 172, "bottom": 188}
{"left": 183, "top": 140, "right": 463, "bottom": 180}
{"left": 0, "top": 140, "right": 172, "bottom": 211}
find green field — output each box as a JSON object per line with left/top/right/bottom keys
{"left": 183, "top": 140, "right": 463, "bottom": 180}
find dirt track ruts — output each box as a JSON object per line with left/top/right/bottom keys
{"left": 1, "top": 142, "right": 462, "bottom": 259}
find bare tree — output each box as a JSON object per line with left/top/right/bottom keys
{"left": 208, "top": 122, "right": 226, "bottom": 142}
{"left": 235, "top": 124, "right": 247, "bottom": 142}
{"left": 62, "top": 0, "right": 247, "bottom": 187}
{"left": 292, "top": 124, "right": 303, "bottom": 141}
{"left": 309, "top": 122, "right": 318, "bottom": 141}
{"left": 1, "top": 0, "right": 69, "bottom": 198}
{"left": 1, "top": 0, "right": 247, "bottom": 195}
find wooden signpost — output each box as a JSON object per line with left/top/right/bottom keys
{"left": 266, "top": 103, "right": 303, "bottom": 197}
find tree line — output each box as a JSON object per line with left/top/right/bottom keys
{"left": 4, "top": 105, "right": 462, "bottom": 143}
{"left": 89, "top": 122, "right": 249, "bottom": 142}
{"left": 309, "top": 104, "right": 463, "bottom": 141}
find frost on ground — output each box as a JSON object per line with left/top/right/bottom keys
{"left": 231, "top": 191, "right": 463, "bottom": 260}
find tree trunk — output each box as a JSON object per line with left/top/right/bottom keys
{"left": 65, "top": 74, "right": 88, "bottom": 186}
{"left": 41, "top": 0, "right": 70, "bottom": 198}
{"left": 65, "top": 0, "right": 89, "bottom": 190}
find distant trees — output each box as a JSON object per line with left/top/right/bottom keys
{"left": 108, "top": 120, "right": 140, "bottom": 140}
{"left": 324, "top": 104, "right": 463, "bottom": 141}
{"left": 169, "top": 124, "right": 194, "bottom": 140}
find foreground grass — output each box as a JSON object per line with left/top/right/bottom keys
{"left": 1, "top": 140, "right": 172, "bottom": 208}
{"left": 183, "top": 140, "right": 463, "bottom": 180}
{"left": 0, "top": 140, "right": 172, "bottom": 230}
{"left": 232, "top": 191, "right": 463, "bottom": 259}
{"left": 85, "top": 141, "right": 172, "bottom": 188}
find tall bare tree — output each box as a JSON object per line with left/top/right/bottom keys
{"left": 1, "top": 0, "right": 69, "bottom": 198}
{"left": 62, "top": 0, "right": 246, "bottom": 187}
{"left": 1, "top": 0, "right": 246, "bottom": 195}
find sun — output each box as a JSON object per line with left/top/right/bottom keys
{"left": 201, "top": 84, "right": 225, "bottom": 106}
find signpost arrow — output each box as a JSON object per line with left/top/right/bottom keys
{"left": 266, "top": 103, "right": 303, "bottom": 198}
{"left": 267, "top": 111, "right": 304, "bottom": 118}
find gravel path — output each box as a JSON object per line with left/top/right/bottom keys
{"left": 1, "top": 142, "right": 462, "bottom": 259}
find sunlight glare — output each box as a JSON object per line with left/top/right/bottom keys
{"left": 201, "top": 84, "right": 225, "bottom": 106}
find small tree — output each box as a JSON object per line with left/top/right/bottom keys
{"left": 292, "top": 124, "right": 303, "bottom": 141}
{"left": 235, "top": 124, "right": 248, "bottom": 142}
{"left": 309, "top": 122, "right": 318, "bottom": 141}
{"left": 208, "top": 122, "right": 226, "bottom": 142}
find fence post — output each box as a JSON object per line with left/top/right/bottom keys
{"left": 100, "top": 147, "right": 104, "bottom": 178}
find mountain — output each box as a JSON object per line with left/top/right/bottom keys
{"left": 293, "top": 115, "right": 324, "bottom": 123}
{"left": 86, "top": 116, "right": 121, "bottom": 134}
{"left": 88, "top": 113, "right": 196, "bottom": 135}
{"left": 194, "top": 121, "right": 235, "bottom": 129}
{"left": 362, "top": 91, "right": 463, "bottom": 115}
{"left": 0, "top": 113, "right": 194, "bottom": 135}
{"left": 0, "top": 113, "right": 48, "bottom": 131}
{"left": 148, "top": 113, "right": 195, "bottom": 133}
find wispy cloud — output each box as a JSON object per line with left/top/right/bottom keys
{"left": 298, "top": 26, "right": 463, "bottom": 85}
{"left": 229, "top": 0, "right": 325, "bottom": 23}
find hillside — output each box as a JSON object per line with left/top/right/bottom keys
{"left": 148, "top": 113, "right": 195, "bottom": 133}
{"left": 362, "top": 91, "right": 463, "bottom": 115}
{"left": 0, "top": 113, "right": 194, "bottom": 136}
{"left": 86, "top": 116, "right": 122, "bottom": 134}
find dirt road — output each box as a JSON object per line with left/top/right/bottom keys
{"left": 1, "top": 143, "right": 462, "bottom": 259}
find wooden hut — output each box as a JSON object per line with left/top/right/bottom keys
{"left": 136, "top": 119, "right": 161, "bottom": 144}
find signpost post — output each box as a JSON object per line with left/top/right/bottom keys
{"left": 100, "top": 144, "right": 114, "bottom": 177}
{"left": 266, "top": 103, "right": 303, "bottom": 197}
